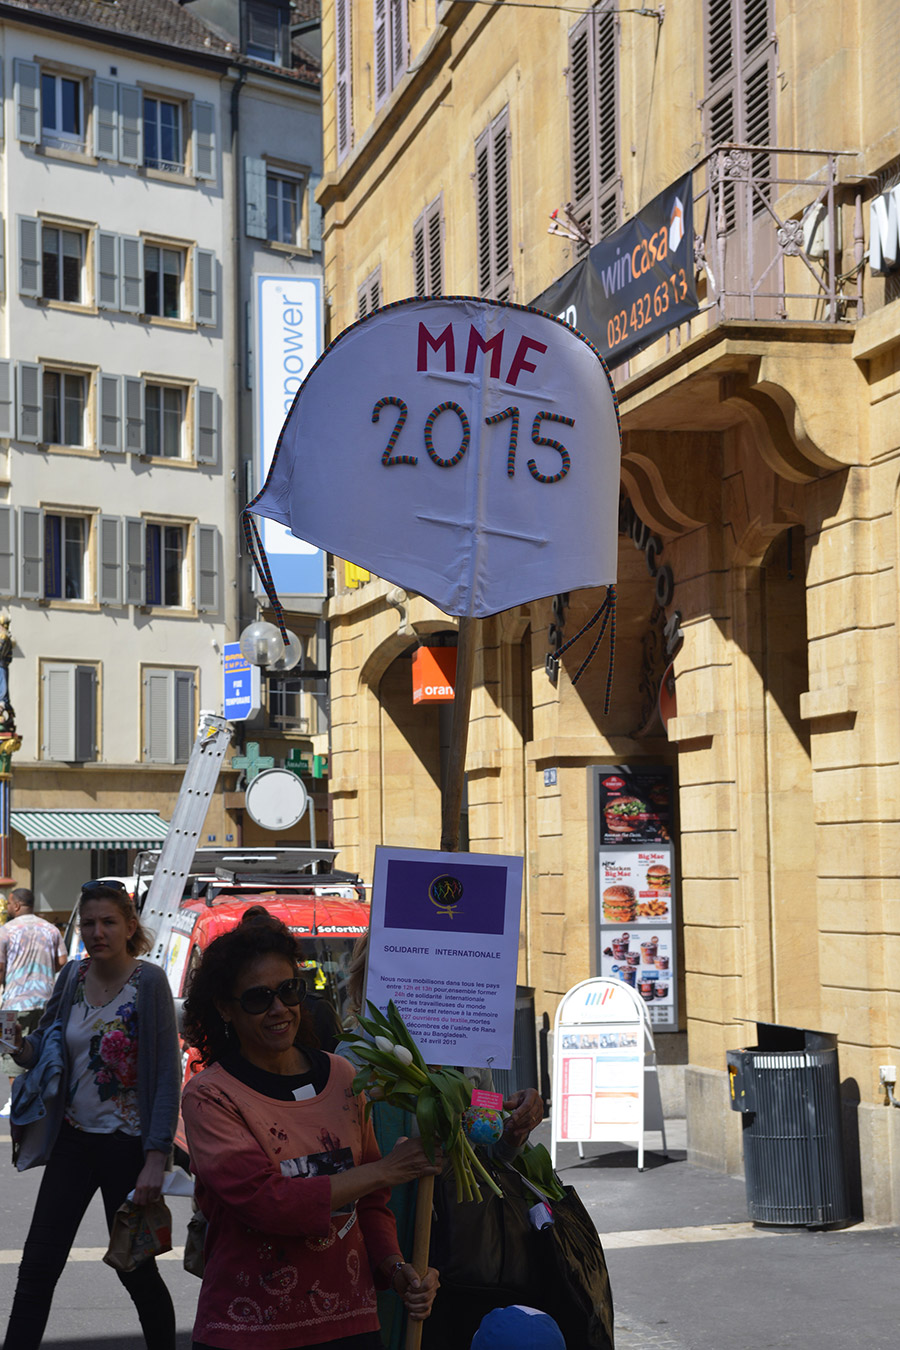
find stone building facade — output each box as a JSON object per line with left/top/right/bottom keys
{"left": 316, "top": 0, "right": 900, "bottom": 1220}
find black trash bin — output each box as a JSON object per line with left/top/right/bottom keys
{"left": 726, "top": 1022, "right": 848, "bottom": 1228}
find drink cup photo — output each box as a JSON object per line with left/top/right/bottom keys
{"left": 0, "top": 1008, "right": 18, "bottom": 1051}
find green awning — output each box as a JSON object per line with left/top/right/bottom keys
{"left": 11, "top": 809, "right": 170, "bottom": 851}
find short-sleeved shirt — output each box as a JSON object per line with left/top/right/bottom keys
{"left": 65, "top": 961, "right": 141, "bottom": 1136}
{"left": 0, "top": 914, "right": 67, "bottom": 1010}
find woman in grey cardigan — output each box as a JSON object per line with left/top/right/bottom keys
{"left": 3, "top": 881, "right": 180, "bottom": 1350}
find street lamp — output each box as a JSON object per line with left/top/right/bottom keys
{"left": 268, "top": 630, "right": 303, "bottom": 673}
{"left": 239, "top": 619, "right": 285, "bottom": 667}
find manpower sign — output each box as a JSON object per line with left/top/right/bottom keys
{"left": 534, "top": 172, "right": 699, "bottom": 368}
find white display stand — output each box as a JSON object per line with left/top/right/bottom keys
{"left": 551, "top": 976, "right": 667, "bottom": 1171}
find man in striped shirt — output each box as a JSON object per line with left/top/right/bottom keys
{"left": 0, "top": 888, "right": 67, "bottom": 1114}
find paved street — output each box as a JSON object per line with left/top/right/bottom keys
{"left": 1, "top": 1116, "right": 897, "bottom": 1348}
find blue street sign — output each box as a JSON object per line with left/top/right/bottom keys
{"left": 223, "top": 643, "right": 261, "bottom": 721}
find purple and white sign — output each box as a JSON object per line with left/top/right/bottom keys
{"left": 365, "top": 846, "right": 524, "bottom": 1068}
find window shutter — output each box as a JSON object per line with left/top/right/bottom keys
{"left": 374, "top": 0, "right": 389, "bottom": 109}
{"left": 196, "top": 524, "right": 219, "bottom": 612}
{"left": 0, "top": 359, "right": 13, "bottom": 439}
{"left": 97, "top": 230, "right": 120, "bottom": 310}
{"left": 0, "top": 505, "right": 15, "bottom": 597}
{"left": 118, "top": 84, "right": 143, "bottom": 165}
{"left": 19, "top": 505, "right": 44, "bottom": 599}
{"left": 98, "top": 514, "right": 122, "bottom": 604}
{"left": 120, "top": 235, "right": 143, "bottom": 314}
{"left": 568, "top": 15, "right": 594, "bottom": 242}
{"left": 307, "top": 174, "right": 323, "bottom": 251}
{"left": 124, "top": 377, "right": 145, "bottom": 453}
{"left": 174, "top": 670, "right": 195, "bottom": 761}
{"left": 0, "top": 213, "right": 6, "bottom": 297}
{"left": 18, "top": 216, "right": 41, "bottom": 298}
{"left": 44, "top": 664, "right": 75, "bottom": 761}
{"left": 195, "top": 387, "right": 219, "bottom": 465}
{"left": 336, "top": 0, "right": 353, "bottom": 161}
{"left": 125, "top": 516, "right": 145, "bottom": 605}
{"left": 194, "top": 248, "right": 217, "bottom": 327}
{"left": 426, "top": 197, "right": 443, "bottom": 295}
{"left": 94, "top": 77, "right": 118, "bottom": 160}
{"left": 0, "top": 62, "right": 5, "bottom": 142}
{"left": 475, "top": 129, "right": 492, "bottom": 296}
{"left": 492, "top": 112, "right": 512, "bottom": 300}
{"left": 74, "top": 665, "right": 97, "bottom": 761}
{"left": 17, "top": 362, "right": 42, "bottom": 443}
{"left": 412, "top": 212, "right": 426, "bottom": 296}
{"left": 192, "top": 100, "right": 216, "bottom": 181}
{"left": 144, "top": 668, "right": 172, "bottom": 761}
{"left": 97, "top": 374, "right": 121, "bottom": 452}
{"left": 707, "top": 0, "right": 735, "bottom": 84}
{"left": 14, "top": 60, "right": 40, "bottom": 145}
{"left": 390, "top": 0, "right": 408, "bottom": 87}
{"left": 244, "top": 156, "right": 268, "bottom": 238}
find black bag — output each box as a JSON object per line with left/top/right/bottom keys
{"left": 424, "top": 1155, "right": 614, "bottom": 1350}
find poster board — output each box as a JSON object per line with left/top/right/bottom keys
{"left": 365, "top": 845, "right": 524, "bottom": 1069}
{"left": 588, "top": 765, "right": 678, "bottom": 1031}
{"left": 551, "top": 977, "right": 666, "bottom": 1171}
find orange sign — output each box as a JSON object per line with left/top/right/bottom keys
{"left": 412, "top": 647, "right": 457, "bottom": 703}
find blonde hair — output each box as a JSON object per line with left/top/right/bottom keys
{"left": 79, "top": 887, "right": 153, "bottom": 957}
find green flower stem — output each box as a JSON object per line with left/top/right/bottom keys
{"left": 462, "top": 1135, "right": 503, "bottom": 1198}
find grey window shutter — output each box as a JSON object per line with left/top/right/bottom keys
{"left": 390, "top": 0, "right": 408, "bottom": 88}
{"left": 307, "top": 174, "right": 323, "bottom": 251}
{"left": 19, "top": 505, "right": 44, "bottom": 599}
{"left": 125, "top": 516, "right": 145, "bottom": 604}
{"left": 426, "top": 197, "right": 443, "bottom": 295}
{"left": 192, "top": 100, "right": 216, "bottom": 181}
{"left": 17, "top": 362, "right": 42, "bottom": 443}
{"left": 120, "top": 235, "right": 143, "bottom": 314}
{"left": 492, "top": 111, "right": 512, "bottom": 300}
{"left": 0, "top": 505, "right": 15, "bottom": 597}
{"left": 98, "top": 374, "right": 121, "bottom": 452}
{"left": 196, "top": 524, "right": 219, "bottom": 612}
{"left": 244, "top": 156, "right": 268, "bottom": 238}
{"left": 18, "top": 216, "right": 41, "bottom": 298}
{"left": 174, "top": 670, "right": 195, "bottom": 761}
{"left": 144, "top": 668, "right": 172, "bottom": 761}
{"left": 0, "top": 359, "right": 13, "bottom": 439}
{"left": 44, "top": 664, "right": 75, "bottom": 761}
{"left": 0, "top": 61, "right": 5, "bottom": 142}
{"left": 336, "top": 0, "right": 352, "bottom": 162}
{"left": 94, "top": 77, "right": 118, "bottom": 160}
{"left": 374, "top": 0, "right": 388, "bottom": 108}
{"left": 0, "top": 213, "right": 6, "bottom": 296}
{"left": 195, "top": 387, "right": 219, "bottom": 465}
{"left": 475, "top": 128, "right": 492, "bottom": 296}
{"left": 14, "top": 60, "right": 40, "bottom": 145}
{"left": 194, "top": 248, "right": 217, "bottom": 327}
{"left": 595, "top": 7, "right": 620, "bottom": 238}
{"left": 413, "top": 211, "right": 426, "bottom": 295}
{"left": 568, "top": 15, "right": 594, "bottom": 241}
{"left": 118, "top": 84, "right": 143, "bottom": 165}
{"left": 97, "top": 230, "right": 120, "bottom": 310}
{"left": 97, "top": 514, "right": 122, "bottom": 604}
{"left": 124, "top": 377, "right": 144, "bottom": 453}
{"left": 74, "top": 665, "right": 97, "bottom": 761}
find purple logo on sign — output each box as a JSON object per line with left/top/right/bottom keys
{"left": 384, "top": 860, "right": 507, "bottom": 935}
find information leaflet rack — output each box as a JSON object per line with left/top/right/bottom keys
{"left": 551, "top": 977, "right": 667, "bottom": 1171}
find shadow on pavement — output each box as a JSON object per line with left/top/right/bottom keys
{"left": 563, "top": 1147, "right": 687, "bottom": 1171}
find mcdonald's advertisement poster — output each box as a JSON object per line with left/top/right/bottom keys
{"left": 365, "top": 846, "right": 524, "bottom": 1069}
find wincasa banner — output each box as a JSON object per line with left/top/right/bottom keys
{"left": 533, "top": 172, "right": 699, "bottom": 368}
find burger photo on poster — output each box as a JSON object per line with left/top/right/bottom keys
{"left": 603, "top": 883, "right": 636, "bottom": 922}
{"left": 645, "top": 862, "right": 670, "bottom": 890}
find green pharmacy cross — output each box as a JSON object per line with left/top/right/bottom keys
{"left": 231, "top": 742, "right": 275, "bottom": 783}
{"left": 285, "top": 747, "right": 310, "bottom": 778}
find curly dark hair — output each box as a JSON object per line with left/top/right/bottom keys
{"left": 182, "top": 910, "right": 318, "bottom": 1066}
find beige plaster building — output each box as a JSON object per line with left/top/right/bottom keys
{"left": 316, "top": 0, "right": 900, "bottom": 1220}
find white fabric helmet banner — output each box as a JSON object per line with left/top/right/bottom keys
{"left": 248, "top": 297, "right": 622, "bottom": 619}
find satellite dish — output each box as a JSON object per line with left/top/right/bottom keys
{"left": 244, "top": 768, "right": 309, "bottom": 831}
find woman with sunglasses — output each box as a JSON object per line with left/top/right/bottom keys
{"left": 4, "top": 880, "right": 179, "bottom": 1350}
{"left": 181, "top": 910, "right": 441, "bottom": 1350}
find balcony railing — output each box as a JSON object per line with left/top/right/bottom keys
{"left": 693, "top": 143, "right": 862, "bottom": 325}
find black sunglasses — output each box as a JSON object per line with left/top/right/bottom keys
{"left": 229, "top": 977, "right": 306, "bottom": 1016}
{"left": 82, "top": 879, "right": 128, "bottom": 894}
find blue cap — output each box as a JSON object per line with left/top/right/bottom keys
{"left": 470, "top": 1306, "right": 566, "bottom": 1350}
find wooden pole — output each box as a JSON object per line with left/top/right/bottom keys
{"left": 406, "top": 615, "right": 478, "bottom": 1349}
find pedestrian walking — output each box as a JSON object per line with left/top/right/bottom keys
{"left": 0, "top": 887, "right": 67, "bottom": 1116}
{"left": 2, "top": 880, "right": 180, "bottom": 1350}
{"left": 180, "top": 910, "right": 441, "bottom": 1350}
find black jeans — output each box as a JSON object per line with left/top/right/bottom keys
{"left": 4, "top": 1121, "right": 176, "bottom": 1350}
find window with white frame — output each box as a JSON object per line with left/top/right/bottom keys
{"left": 143, "top": 96, "right": 184, "bottom": 172}
{"left": 267, "top": 172, "right": 304, "bottom": 245}
{"left": 144, "top": 244, "right": 184, "bottom": 319}
{"left": 145, "top": 383, "right": 185, "bottom": 458}
{"left": 244, "top": 0, "right": 290, "bottom": 64}
{"left": 41, "top": 225, "right": 85, "bottom": 304}
{"left": 41, "top": 72, "right": 85, "bottom": 150}
{"left": 43, "top": 369, "right": 87, "bottom": 447}
{"left": 142, "top": 667, "right": 195, "bottom": 762}
{"left": 41, "top": 661, "right": 98, "bottom": 761}
{"left": 43, "top": 512, "right": 89, "bottom": 601}
{"left": 144, "top": 522, "right": 186, "bottom": 607}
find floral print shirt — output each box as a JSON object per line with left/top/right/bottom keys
{"left": 64, "top": 960, "right": 141, "bottom": 1136}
